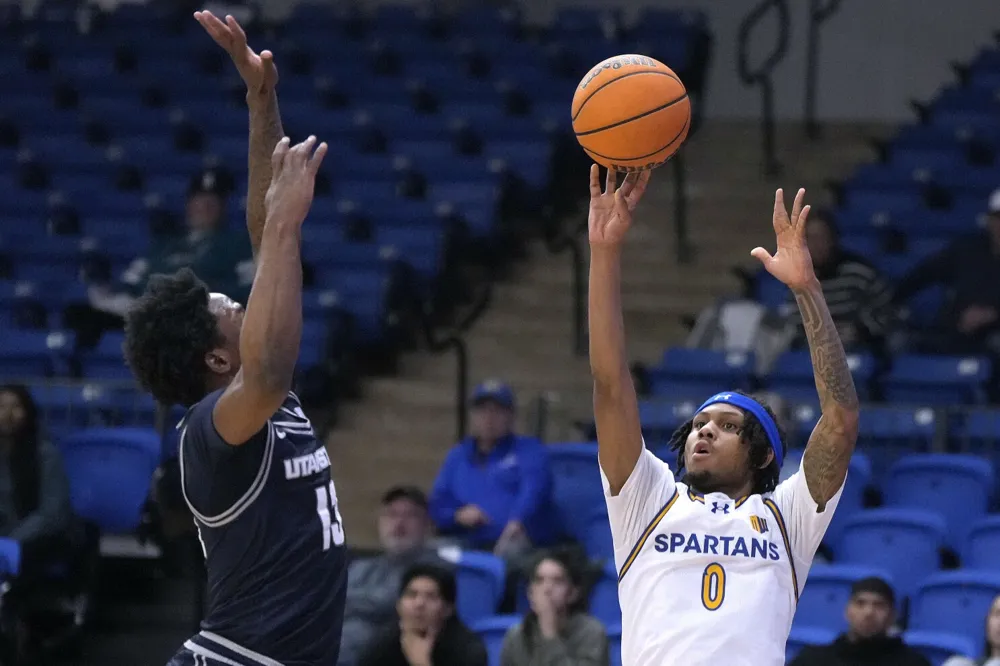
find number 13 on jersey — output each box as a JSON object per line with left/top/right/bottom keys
{"left": 315, "top": 481, "right": 346, "bottom": 550}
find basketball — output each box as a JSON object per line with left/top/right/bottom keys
{"left": 571, "top": 54, "right": 691, "bottom": 172}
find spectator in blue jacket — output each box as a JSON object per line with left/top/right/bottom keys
{"left": 429, "top": 380, "right": 555, "bottom": 557}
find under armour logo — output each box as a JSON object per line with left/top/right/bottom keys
{"left": 711, "top": 502, "right": 730, "bottom": 514}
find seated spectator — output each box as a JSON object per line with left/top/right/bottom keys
{"left": 340, "top": 486, "right": 447, "bottom": 666}
{"left": 892, "top": 189, "right": 1000, "bottom": 355}
{"left": 357, "top": 562, "right": 488, "bottom": 666}
{"left": 501, "top": 548, "right": 608, "bottom": 666}
{"left": 789, "top": 577, "right": 930, "bottom": 666}
{"left": 941, "top": 593, "right": 1000, "bottom": 666}
{"left": 0, "top": 385, "right": 74, "bottom": 572}
{"left": 70, "top": 167, "right": 253, "bottom": 346}
{"left": 0, "top": 385, "right": 79, "bottom": 656}
{"left": 782, "top": 211, "right": 893, "bottom": 354}
{"left": 428, "top": 380, "right": 556, "bottom": 558}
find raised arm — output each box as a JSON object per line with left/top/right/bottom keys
{"left": 752, "top": 189, "right": 860, "bottom": 510}
{"left": 195, "top": 10, "right": 284, "bottom": 256}
{"left": 212, "top": 136, "right": 327, "bottom": 445}
{"left": 588, "top": 166, "right": 651, "bottom": 495}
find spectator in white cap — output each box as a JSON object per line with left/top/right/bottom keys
{"left": 892, "top": 187, "right": 1000, "bottom": 357}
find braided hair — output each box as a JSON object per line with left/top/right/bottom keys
{"left": 667, "top": 390, "right": 786, "bottom": 495}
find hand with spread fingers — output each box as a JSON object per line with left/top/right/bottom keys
{"left": 194, "top": 9, "right": 278, "bottom": 96}
{"left": 265, "top": 136, "right": 328, "bottom": 227}
{"left": 751, "top": 188, "right": 818, "bottom": 292}
{"left": 588, "top": 165, "right": 651, "bottom": 247}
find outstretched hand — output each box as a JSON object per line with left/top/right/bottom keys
{"left": 194, "top": 10, "right": 278, "bottom": 96}
{"left": 750, "top": 188, "right": 818, "bottom": 291}
{"left": 588, "top": 165, "right": 651, "bottom": 247}
{"left": 264, "top": 136, "right": 328, "bottom": 227}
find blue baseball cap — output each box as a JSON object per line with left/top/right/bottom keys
{"left": 470, "top": 379, "right": 515, "bottom": 410}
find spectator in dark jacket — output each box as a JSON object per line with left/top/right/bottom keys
{"left": 783, "top": 211, "right": 893, "bottom": 353}
{"left": 340, "top": 486, "right": 447, "bottom": 666}
{"left": 789, "top": 577, "right": 930, "bottom": 666}
{"left": 501, "top": 548, "right": 608, "bottom": 666}
{"left": 429, "top": 380, "right": 555, "bottom": 556}
{"left": 892, "top": 188, "right": 1000, "bottom": 355}
{"left": 0, "top": 385, "right": 74, "bottom": 573}
{"left": 357, "top": 563, "right": 487, "bottom": 666}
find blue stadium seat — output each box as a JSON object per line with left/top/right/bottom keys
{"left": 637, "top": 398, "right": 699, "bottom": 445}
{"left": 455, "top": 551, "right": 505, "bottom": 625}
{"left": 964, "top": 516, "right": 1000, "bottom": 571}
{"left": 580, "top": 506, "right": 614, "bottom": 560}
{"left": 909, "top": 571, "right": 1000, "bottom": 647}
{"left": 884, "top": 354, "right": 992, "bottom": 405}
{"left": 548, "top": 443, "right": 603, "bottom": 540}
{"left": 0, "top": 538, "right": 21, "bottom": 576}
{"left": 883, "top": 454, "right": 994, "bottom": 549}
{"left": 794, "top": 564, "right": 894, "bottom": 631}
{"left": 647, "top": 348, "right": 754, "bottom": 397}
{"left": 903, "top": 631, "right": 979, "bottom": 666}
{"left": 58, "top": 427, "right": 161, "bottom": 533}
{"left": 0, "top": 329, "right": 74, "bottom": 377}
{"left": 767, "top": 350, "right": 874, "bottom": 402}
{"left": 80, "top": 331, "right": 133, "bottom": 380}
{"left": 786, "top": 626, "right": 838, "bottom": 663}
{"left": 607, "top": 624, "right": 622, "bottom": 666}
{"left": 856, "top": 406, "right": 936, "bottom": 479}
{"left": 589, "top": 560, "right": 621, "bottom": 627}
{"left": 824, "top": 453, "right": 874, "bottom": 546}
{"left": 470, "top": 615, "right": 519, "bottom": 666}
{"left": 833, "top": 508, "right": 945, "bottom": 597}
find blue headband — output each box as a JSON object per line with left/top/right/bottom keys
{"left": 695, "top": 392, "right": 784, "bottom": 468}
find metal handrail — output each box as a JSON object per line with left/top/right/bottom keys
{"left": 737, "top": 0, "right": 791, "bottom": 176}
{"left": 804, "top": 0, "right": 843, "bottom": 139}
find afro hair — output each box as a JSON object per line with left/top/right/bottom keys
{"left": 123, "top": 268, "right": 222, "bottom": 407}
{"left": 667, "top": 390, "right": 787, "bottom": 496}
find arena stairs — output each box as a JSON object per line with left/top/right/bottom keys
{"left": 326, "top": 120, "right": 890, "bottom": 548}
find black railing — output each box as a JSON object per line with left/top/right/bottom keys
{"left": 737, "top": 0, "right": 791, "bottom": 176}
{"left": 543, "top": 218, "right": 588, "bottom": 357}
{"left": 671, "top": 152, "right": 692, "bottom": 263}
{"left": 803, "top": 0, "right": 843, "bottom": 140}
{"left": 422, "top": 283, "right": 493, "bottom": 441}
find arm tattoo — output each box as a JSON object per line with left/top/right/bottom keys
{"left": 794, "top": 283, "right": 860, "bottom": 509}
{"left": 246, "top": 92, "right": 284, "bottom": 257}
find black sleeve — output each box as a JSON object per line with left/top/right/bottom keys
{"left": 436, "top": 627, "right": 488, "bottom": 666}
{"left": 356, "top": 628, "right": 403, "bottom": 666}
{"left": 180, "top": 388, "right": 270, "bottom": 518}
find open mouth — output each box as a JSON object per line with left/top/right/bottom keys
{"left": 692, "top": 442, "right": 711, "bottom": 458}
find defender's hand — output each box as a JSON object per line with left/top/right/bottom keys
{"left": 194, "top": 10, "right": 278, "bottom": 96}
{"left": 751, "top": 188, "right": 818, "bottom": 291}
{"left": 264, "top": 136, "right": 327, "bottom": 227}
{"left": 588, "top": 165, "right": 650, "bottom": 247}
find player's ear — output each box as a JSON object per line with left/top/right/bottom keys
{"left": 205, "top": 348, "right": 233, "bottom": 376}
{"left": 756, "top": 447, "right": 775, "bottom": 470}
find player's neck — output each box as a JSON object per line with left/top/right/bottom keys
{"left": 688, "top": 479, "right": 755, "bottom": 500}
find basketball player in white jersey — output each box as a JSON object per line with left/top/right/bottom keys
{"left": 587, "top": 167, "right": 860, "bottom": 666}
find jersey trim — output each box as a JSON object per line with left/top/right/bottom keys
{"left": 187, "top": 631, "right": 286, "bottom": 666}
{"left": 179, "top": 421, "right": 276, "bottom": 528}
{"left": 762, "top": 497, "right": 799, "bottom": 601}
{"left": 686, "top": 488, "right": 751, "bottom": 509}
{"left": 618, "top": 489, "right": 679, "bottom": 583}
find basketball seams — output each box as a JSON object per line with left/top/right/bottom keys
{"left": 583, "top": 113, "right": 690, "bottom": 164}
{"left": 575, "top": 93, "right": 689, "bottom": 138}
{"left": 572, "top": 70, "right": 681, "bottom": 122}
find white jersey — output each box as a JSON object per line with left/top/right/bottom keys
{"left": 602, "top": 446, "right": 844, "bottom": 666}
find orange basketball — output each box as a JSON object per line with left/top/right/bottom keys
{"left": 571, "top": 54, "right": 691, "bottom": 172}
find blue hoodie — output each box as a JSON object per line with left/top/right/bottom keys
{"left": 429, "top": 434, "right": 555, "bottom": 547}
